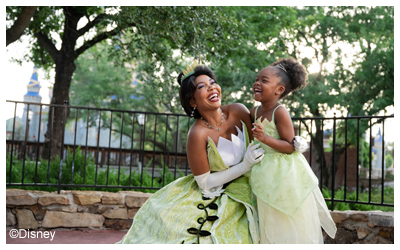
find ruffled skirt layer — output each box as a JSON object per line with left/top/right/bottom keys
{"left": 117, "top": 175, "right": 259, "bottom": 244}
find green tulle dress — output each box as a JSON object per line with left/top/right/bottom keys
{"left": 117, "top": 122, "right": 259, "bottom": 244}
{"left": 250, "top": 105, "right": 337, "bottom": 244}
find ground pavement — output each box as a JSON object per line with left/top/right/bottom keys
{"left": 6, "top": 229, "right": 127, "bottom": 244}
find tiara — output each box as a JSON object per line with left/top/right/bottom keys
{"left": 275, "top": 63, "right": 288, "bottom": 75}
{"left": 181, "top": 60, "right": 199, "bottom": 81}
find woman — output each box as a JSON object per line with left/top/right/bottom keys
{"left": 117, "top": 62, "right": 265, "bottom": 244}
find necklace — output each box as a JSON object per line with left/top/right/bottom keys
{"left": 201, "top": 113, "right": 224, "bottom": 131}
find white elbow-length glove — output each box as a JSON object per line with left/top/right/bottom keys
{"left": 194, "top": 142, "right": 265, "bottom": 198}
{"left": 294, "top": 136, "right": 308, "bottom": 153}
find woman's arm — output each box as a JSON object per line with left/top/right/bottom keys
{"left": 186, "top": 127, "right": 210, "bottom": 176}
{"left": 252, "top": 106, "right": 295, "bottom": 154}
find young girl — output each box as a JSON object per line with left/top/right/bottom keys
{"left": 250, "top": 57, "right": 337, "bottom": 244}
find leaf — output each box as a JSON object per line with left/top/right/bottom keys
{"left": 206, "top": 215, "right": 219, "bottom": 221}
{"left": 198, "top": 230, "right": 211, "bottom": 237}
{"left": 187, "top": 228, "right": 199, "bottom": 235}
{"left": 208, "top": 203, "right": 218, "bottom": 210}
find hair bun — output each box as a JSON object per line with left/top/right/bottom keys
{"left": 177, "top": 73, "right": 184, "bottom": 86}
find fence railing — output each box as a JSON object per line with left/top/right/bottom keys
{"left": 6, "top": 100, "right": 394, "bottom": 210}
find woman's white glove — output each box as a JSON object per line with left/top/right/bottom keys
{"left": 294, "top": 136, "right": 308, "bottom": 153}
{"left": 194, "top": 142, "right": 264, "bottom": 198}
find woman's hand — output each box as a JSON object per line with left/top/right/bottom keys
{"left": 252, "top": 123, "right": 268, "bottom": 144}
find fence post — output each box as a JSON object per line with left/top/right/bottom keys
{"left": 58, "top": 100, "right": 68, "bottom": 194}
{"left": 331, "top": 113, "right": 336, "bottom": 211}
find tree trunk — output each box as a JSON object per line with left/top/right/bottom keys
{"left": 41, "top": 57, "right": 75, "bottom": 160}
{"left": 310, "top": 122, "right": 329, "bottom": 189}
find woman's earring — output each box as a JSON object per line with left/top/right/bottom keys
{"left": 191, "top": 107, "right": 196, "bottom": 118}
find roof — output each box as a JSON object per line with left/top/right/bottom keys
{"left": 26, "top": 66, "right": 41, "bottom": 88}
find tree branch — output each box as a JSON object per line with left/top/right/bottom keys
{"left": 75, "top": 28, "right": 122, "bottom": 57}
{"left": 34, "top": 31, "right": 59, "bottom": 63}
{"left": 76, "top": 13, "right": 109, "bottom": 37}
{"left": 6, "top": 6, "right": 37, "bottom": 46}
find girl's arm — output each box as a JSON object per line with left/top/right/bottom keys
{"left": 252, "top": 106, "right": 295, "bottom": 154}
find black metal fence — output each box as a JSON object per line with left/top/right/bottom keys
{"left": 6, "top": 100, "right": 394, "bottom": 210}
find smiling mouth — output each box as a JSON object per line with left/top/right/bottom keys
{"left": 254, "top": 88, "right": 262, "bottom": 95}
{"left": 208, "top": 93, "right": 219, "bottom": 101}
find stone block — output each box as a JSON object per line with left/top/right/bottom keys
{"left": 125, "top": 193, "right": 152, "bottom": 208}
{"left": 369, "top": 213, "right": 393, "bottom": 227}
{"left": 16, "top": 209, "right": 39, "bottom": 229}
{"left": 77, "top": 204, "right": 98, "bottom": 213}
{"left": 343, "top": 220, "right": 367, "bottom": 231}
{"left": 6, "top": 189, "right": 37, "bottom": 206}
{"left": 6, "top": 208, "right": 17, "bottom": 226}
{"left": 104, "top": 219, "right": 133, "bottom": 230}
{"left": 356, "top": 226, "right": 372, "bottom": 239}
{"left": 330, "top": 211, "right": 347, "bottom": 224}
{"left": 101, "top": 192, "right": 122, "bottom": 205}
{"left": 73, "top": 191, "right": 101, "bottom": 205}
{"left": 44, "top": 204, "right": 78, "bottom": 213}
{"left": 361, "top": 233, "right": 392, "bottom": 244}
{"left": 128, "top": 208, "right": 140, "bottom": 219}
{"left": 41, "top": 211, "right": 104, "bottom": 228}
{"left": 378, "top": 229, "right": 391, "bottom": 239}
{"left": 333, "top": 227, "right": 358, "bottom": 244}
{"left": 38, "top": 194, "right": 69, "bottom": 206}
{"left": 102, "top": 208, "right": 128, "bottom": 219}
{"left": 350, "top": 213, "right": 369, "bottom": 222}
{"left": 97, "top": 204, "right": 119, "bottom": 214}
{"left": 30, "top": 204, "right": 46, "bottom": 221}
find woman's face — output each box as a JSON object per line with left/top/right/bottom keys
{"left": 190, "top": 74, "right": 221, "bottom": 112}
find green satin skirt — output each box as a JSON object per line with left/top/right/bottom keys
{"left": 117, "top": 175, "right": 259, "bottom": 244}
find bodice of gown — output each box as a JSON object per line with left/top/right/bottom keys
{"left": 207, "top": 122, "right": 247, "bottom": 172}
{"left": 216, "top": 123, "right": 246, "bottom": 167}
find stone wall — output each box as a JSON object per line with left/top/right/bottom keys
{"left": 323, "top": 210, "right": 394, "bottom": 244}
{"left": 6, "top": 189, "right": 152, "bottom": 231}
{"left": 6, "top": 189, "right": 394, "bottom": 244}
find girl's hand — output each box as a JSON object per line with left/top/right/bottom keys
{"left": 252, "top": 123, "right": 267, "bottom": 143}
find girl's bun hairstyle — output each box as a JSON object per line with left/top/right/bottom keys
{"left": 271, "top": 57, "right": 308, "bottom": 99}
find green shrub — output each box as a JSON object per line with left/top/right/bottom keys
{"left": 6, "top": 148, "right": 184, "bottom": 193}
{"left": 322, "top": 186, "right": 394, "bottom": 212}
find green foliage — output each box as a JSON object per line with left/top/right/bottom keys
{"left": 322, "top": 186, "right": 394, "bottom": 212}
{"left": 6, "top": 148, "right": 183, "bottom": 193}
{"left": 385, "top": 154, "right": 393, "bottom": 168}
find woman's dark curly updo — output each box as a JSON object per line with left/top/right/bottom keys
{"left": 271, "top": 57, "right": 308, "bottom": 99}
{"left": 178, "top": 65, "right": 217, "bottom": 119}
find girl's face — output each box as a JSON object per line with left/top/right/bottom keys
{"left": 253, "top": 66, "right": 283, "bottom": 102}
{"left": 190, "top": 74, "right": 222, "bottom": 111}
